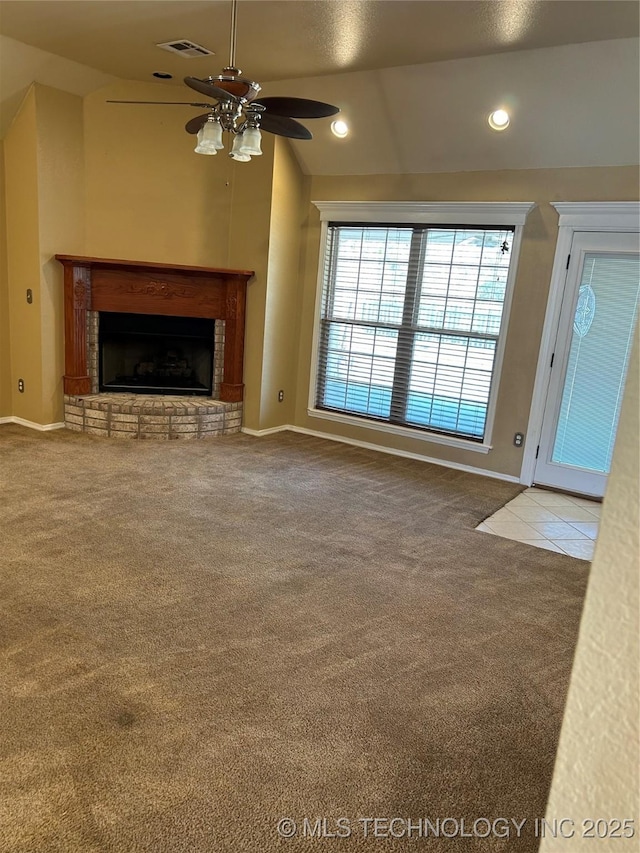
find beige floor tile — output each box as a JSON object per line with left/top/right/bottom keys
{"left": 524, "top": 489, "right": 578, "bottom": 506}
{"left": 551, "top": 506, "right": 603, "bottom": 523}
{"left": 484, "top": 520, "right": 547, "bottom": 539}
{"left": 568, "top": 521, "right": 599, "bottom": 539}
{"left": 481, "top": 488, "right": 599, "bottom": 560}
{"left": 507, "top": 494, "right": 541, "bottom": 506}
{"left": 485, "top": 507, "right": 523, "bottom": 523}
{"left": 518, "top": 539, "right": 564, "bottom": 553}
{"left": 568, "top": 496, "right": 602, "bottom": 509}
{"left": 556, "top": 540, "right": 595, "bottom": 560}
{"left": 584, "top": 503, "right": 602, "bottom": 517}
{"left": 527, "top": 521, "right": 589, "bottom": 539}
{"left": 508, "top": 505, "right": 563, "bottom": 523}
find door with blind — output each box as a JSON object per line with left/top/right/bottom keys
{"left": 534, "top": 231, "right": 639, "bottom": 498}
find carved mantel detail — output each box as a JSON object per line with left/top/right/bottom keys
{"left": 226, "top": 293, "right": 238, "bottom": 319}
{"left": 130, "top": 280, "right": 195, "bottom": 299}
{"left": 73, "top": 279, "right": 89, "bottom": 308}
{"left": 56, "top": 255, "right": 253, "bottom": 402}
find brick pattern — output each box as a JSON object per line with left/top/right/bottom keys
{"left": 88, "top": 311, "right": 99, "bottom": 393}
{"left": 213, "top": 320, "right": 225, "bottom": 398}
{"left": 64, "top": 394, "right": 242, "bottom": 439}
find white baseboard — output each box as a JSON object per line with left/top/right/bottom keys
{"left": 242, "top": 423, "right": 520, "bottom": 484}
{"left": 0, "top": 416, "right": 65, "bottom": 431}
{"left": 241, "top": 425, "right": 292, "bottom": 437}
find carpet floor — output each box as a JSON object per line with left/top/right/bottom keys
{"left": 0, "top": 425, "right": 589, "bottom": 852}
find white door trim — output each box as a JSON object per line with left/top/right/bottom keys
{"left": 520, "top": 202, "right": 640, "bottom": 486}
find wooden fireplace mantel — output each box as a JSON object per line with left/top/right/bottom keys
{"left": 56, "top": 255, "right": 253, "bottom": 402}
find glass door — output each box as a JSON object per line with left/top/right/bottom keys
{"left": 534, "top": 231, "right": 639, "bottom": 498}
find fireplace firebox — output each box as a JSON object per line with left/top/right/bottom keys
{"left": 99, "top": 312, "right": 215, "bottom": 396}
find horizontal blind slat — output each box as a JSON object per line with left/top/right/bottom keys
{"left": 316, "top": 223, "right": 513, "bottom": 440}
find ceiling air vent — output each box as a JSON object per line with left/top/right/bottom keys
{"left": 157, "top": 40, "right": 215, "bottom": 58}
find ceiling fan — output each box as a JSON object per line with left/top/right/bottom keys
{"left": 108, "top": 0, "right": 340, "bottom": 161}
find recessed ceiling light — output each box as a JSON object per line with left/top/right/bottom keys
{"left": 488, "top": 109, "right": 510, "bottom": 131}
{"left": 331, "top": 119, "right": 349, "bottom": 138}
{"left": 153, "top": 71, "right": 173, "bottom": 79}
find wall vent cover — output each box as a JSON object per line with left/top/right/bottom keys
{"left": 157, "top": 40, "right": 215, "bottom": 58}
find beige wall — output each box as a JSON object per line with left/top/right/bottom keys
{"left": 3, "top": 84, "right": 84, "bottom": 426}
{"left": 4, "top": 87, "right": 43, "bottom": 424}
{"left": 0, "top": 139, "right": 12, "bottom": 417}
{"left": 84, "top": 81, "right": 235, "bottom": 266}
{"left": 35, "top": 84, "right": 84, "bottom": 424}
{"left": 259, "top": 137, "right": 308, "bottom": 429}
{"left": 294, "top": 166, "right": 640, "bottom": 477}
{"left": 226, "top": 131, "right": 277, "bottom": 429}
{"left": 540, "top": 323, "right": 639, "bottom": 850}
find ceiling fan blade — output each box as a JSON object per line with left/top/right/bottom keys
{"left": 259, "top": 114, "right": 312, "bottom": 140}
{"left": 185, "top": 114, "right": 212, "bottom": 135}
{"left": 255, "top": 97, "right": 339, "bottom": 119}
{"left": 184, "top": 76, "right": 239, "bottom": 102}
{"left": 107, "top": 100, "right": 214, "bottom": 107}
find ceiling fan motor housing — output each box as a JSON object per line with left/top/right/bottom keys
{"left": 209, "top": 69, "right": 261, "bottom": 102}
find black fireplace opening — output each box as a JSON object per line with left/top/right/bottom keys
{"left": 99, "top": 312, "right": 215, "bottom": 396}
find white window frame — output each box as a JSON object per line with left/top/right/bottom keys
{"left": 308, "top": 201, "right": 535, "bottom": 453}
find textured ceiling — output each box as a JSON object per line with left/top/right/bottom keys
{"left": 1, "top": 0, "right": 638, "bottom": 173}
{"left": 1, "top": 0, "right": 638, "bottom": 84}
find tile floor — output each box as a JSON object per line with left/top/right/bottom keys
{"left": 477, "top": 487, "right": 601, "bottom": 561}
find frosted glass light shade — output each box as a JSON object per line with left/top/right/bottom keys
{"left": 238, "top": 127, "right": 262, "bottom": 156}
{"left": 230, "top": 133, "right": 251, "bottom": 161}
{"left": 195, "top": 120, "right": 224, "bottom": 154}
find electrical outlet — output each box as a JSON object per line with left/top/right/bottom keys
{"left": 514, "top": 432, "right": 524, "bottom": 447}
{"left": 277, "top": 390, "right": 284, "bottom": 402}
{"left": 18, "top": 379, "right": 25, "bottom": 393}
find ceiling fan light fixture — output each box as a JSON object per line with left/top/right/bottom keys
{"left": 229, "top": 134, "right": 252, "bottom": 161}
{"left": 195, "top": 118, "right": 224, "bottom": 154}
{"left": 109, "top": 0, "right": 339, "bottom": 161}
{"left": 238, "top": 126, "right": 263, "bottom": 156}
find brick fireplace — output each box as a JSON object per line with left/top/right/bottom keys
{"left": 56, "top": 255, "right": 253, "bottom": 439}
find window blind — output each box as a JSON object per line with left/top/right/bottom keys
{"left": 316, "top": 223, "right": 515, "bottom": 441}
{"left": 552, "top": 252, "right": 640, "bottom": 472}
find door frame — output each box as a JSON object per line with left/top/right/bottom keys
{"left": 520, "top": 202, "right": 640, "bottom": 487}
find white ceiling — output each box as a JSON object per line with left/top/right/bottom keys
{"left": 1, "top": 0, "right": 638, "bottom": 173}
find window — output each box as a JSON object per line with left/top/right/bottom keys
{"left": 311, "top": 203, "right": 534, "bottom": 450}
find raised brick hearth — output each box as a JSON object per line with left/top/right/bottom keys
{"left": 64, "top": 394, "right": 242, "bottom": 439}
{"left": 56, "top": 255, "right": 253, "bottom": 440}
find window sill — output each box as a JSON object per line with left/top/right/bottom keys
{"left": 307, "top": 408, "right": 492, "bottom": 454}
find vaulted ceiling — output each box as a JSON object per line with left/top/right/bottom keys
{"left": 1, "top": 1, "right": 638, "bottom": 173}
